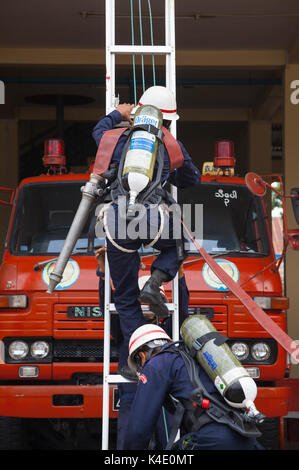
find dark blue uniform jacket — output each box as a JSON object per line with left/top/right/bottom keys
{"left": 92, "top": 110, "right": 201, "bottom": 188}
{"left": 123, "top": 349, "right": 217, "bottom": 450}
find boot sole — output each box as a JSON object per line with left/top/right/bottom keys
{"left": 139, "top": 292, "right": 170, "bottom": 317}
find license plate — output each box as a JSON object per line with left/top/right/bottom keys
{"left": 67, "top": 306, "right": 103, "bottom": 319}
{"left": 113, "top": 387, "right": 120, "bottom": 412}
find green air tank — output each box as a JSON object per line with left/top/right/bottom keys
{"left": 122, "top": 105, "right": 163, "bottom": 215}
{"left": 180, "top": 315, "right": 264, "bottom": 421}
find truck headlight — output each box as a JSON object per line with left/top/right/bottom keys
{"left": 251, "top": 342, "right": 271, "bottom": 361}
{"left": 30, "top": 341, "right": 50, "bottom": 359}
{"left": 8, "top": 341, "right": 29, "bottom": 360}
{"left": 231, "top": 342, "right": 249, "bottom": 360}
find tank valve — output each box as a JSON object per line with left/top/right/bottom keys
{"left": 244, "top": 400, "right": 265, "bottom": 425}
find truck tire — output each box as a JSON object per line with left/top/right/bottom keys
{"left": 257, "top": 417, "right": 280, "bottom": 450}
{"left": 0, "top": 417, "right": 25, "bottom": 450}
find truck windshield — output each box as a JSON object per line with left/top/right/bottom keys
{"left": 179, "top": 182, "right": 270, "bottom": 256}
{"left": 10, "top": 181, "right": 270, "bottom": 257}
{"left": 10, "top": 181, "right": 104, "bottom": 256}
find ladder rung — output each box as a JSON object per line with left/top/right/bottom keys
{"left": 108, "top": 303, "right": 176, "bottom": 313}
{"left": 109, "top": 45, "right": 172, "bottom": 55}
{"left": 106, "top": 374, "right": 136, "bottom": 384}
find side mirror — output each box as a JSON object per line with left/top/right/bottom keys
{"left": 291, "top": 188, "right": 299, "bottom": 224}
{"left": 288, "top": 229, "right": 299, "bottom": 250}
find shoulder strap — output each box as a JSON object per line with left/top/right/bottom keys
{"left": 93, "top": 127, "right": 129, "bottom": 177}
{"left": 93, "top": 124, "right": 184, "bottom": 179}
{"left": 162, "top": 126, "right": 184, "bottom": 170}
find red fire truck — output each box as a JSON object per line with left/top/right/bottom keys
{"left": 0, "top": 138, "right": 297, "bottom": 449}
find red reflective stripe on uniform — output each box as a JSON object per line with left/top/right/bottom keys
{"left": 129, "top": 329, "right": 169, "bottom": 353}
{"left": 139, "top": 374, "right": 147, "bottom": 384}
{"left": 138, "top": 102, "right": 177, "bottom": 114}
{"left": 93, "top": 127, "right": 127, "bottom": 176}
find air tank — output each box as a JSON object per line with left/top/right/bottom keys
{"left": 122, "top": 104, "right": 163, "bottom": 216}
{"left": 180, "top": 315, "right": 265, "bottom": 423}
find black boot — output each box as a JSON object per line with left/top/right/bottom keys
{"left": 117, "top": 364, "right": 138, "bottom": 382}
{"left": 139, "top": 269, "right": 170, "bottom": 318}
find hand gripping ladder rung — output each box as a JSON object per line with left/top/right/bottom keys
{"left": 102, "top": 0, "right": 179, "bottom": 450}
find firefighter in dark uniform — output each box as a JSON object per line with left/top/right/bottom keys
{"left": 95, "top": 247, "right": 190, "bottom": 450}
{"left": 123, "top": 324, "right": 264, "bottom": 451}
{"left": 92, "top": 86, "right": 201, "bottom": 380}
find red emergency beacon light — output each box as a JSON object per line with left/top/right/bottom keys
{"left": 213, "top": 140, "right": 235, "bottom": 172}
{"left": 43, "top": 139, "right": 67, "bottom": 174}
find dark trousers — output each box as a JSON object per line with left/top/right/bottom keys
{"left": 117, "top": 383, "right": 173, "bottom": 451}
{"left": 106, "top": 205, "right": 186, "bottom": 366}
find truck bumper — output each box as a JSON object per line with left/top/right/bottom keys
{"left": 0, "top": 385, "right": 290, "bottom": 420}
{"left": 0, "top": 384, "right": 118, "bottom": 419}
{"left": 255, "top": 386, "right": 290, "bottom": 418}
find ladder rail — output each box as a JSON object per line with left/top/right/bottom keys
{"left": 102, "top": 0, "right": 179, "bottom": 450}
{"left": 105, "top": 0, "right": 116, "bottom": 115}
{"left": 165, "top": 0, "right": 179, "bottom": 342}
{"left": 102, "top": 1, "right": 115, "bottom": 449}
{"left": 102, "top": 250, "right": 112, "bottom": 450}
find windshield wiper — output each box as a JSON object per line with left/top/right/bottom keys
{"left": 33, "top": 257, "right": 59, "bottom": 271}
{"left": 183, "top": 249, "right": 268, "bottom": 266}
{"left": 212, "top": 250, "right": 254, "bottom": 256}
{"left": 32, "top": 246, "right": 104, "bottom": 271}
{"left": 214, "top": 249, "right": 268, "bottom": 256}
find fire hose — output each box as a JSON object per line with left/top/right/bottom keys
{"left": 180, "top": 218, "right": 299, "bottom": 364}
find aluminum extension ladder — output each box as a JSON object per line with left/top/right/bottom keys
{"left": 102, "top": 0, "right": 179, "bottom": 450}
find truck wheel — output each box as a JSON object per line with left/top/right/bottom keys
{"left": 257, "top": 417, "right": 280, "bottom": 450}
{"left": 0, "top": 417, "right": 25, "bottom": 450}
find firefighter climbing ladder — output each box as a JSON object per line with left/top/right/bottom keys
{"left": 102, "top": 0, "right": 179, "bottom": 450}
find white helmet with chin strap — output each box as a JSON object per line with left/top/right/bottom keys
{"left": 132, "top": 86, "right": 179, "bottom": 121}
{"left": 128, "top": 324, "right": 172, "bottom": 371}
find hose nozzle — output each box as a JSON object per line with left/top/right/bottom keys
{"left": 46, "top": 173, "right": 104, "bottom": 295}
{"left": 46, "top": 271, "right": 63, "bottom": 294}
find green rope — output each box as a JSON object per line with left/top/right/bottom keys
{"left": 138, "top": 0, "right": 146, "bottom": 93}
{"left": 130, "top": 0, "right": 137, "bottom": 104}
{"left": 162, "top": 406, "right": 169, "bottom": 443}
{"left": 130, "top": 0, "right": 157, "bottom": 99}
{"left": 147, "top": 0, "right": 156, "bottom": 86}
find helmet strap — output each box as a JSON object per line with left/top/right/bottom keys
{"left": 145, "top": 348, "right": 155, "bottom": 363}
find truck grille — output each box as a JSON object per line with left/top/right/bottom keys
{"left": 188, "top": 304, "right": 228, "bottom": 335}
{"left": 53, "top": 340, "right": 119, "bottom": 363}
{"left": 53, "top": 303, "right": 104, "bottom": 339}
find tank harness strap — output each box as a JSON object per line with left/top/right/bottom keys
{"left": 189, "top": 331, "right": 228, "bottom": 358}
{"left": 130, "top": 123, "right": 164, "bottom": 142}
{"left": 162, "top": 126, "right": 184, "bottom": 170}
{"left": 93, "top": 124, "right": 184, "bottom": 179}
{"left": 93, "top": 127, "right": 129, "bottom": 177}
{"left": 164, "top": 401, "right": 185, "bottom": 451}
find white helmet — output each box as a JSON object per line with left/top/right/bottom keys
{"left": 133, "top": 86, "right": 179, "bottom": 121}
{"left": 128, "top": 324, "right": 172, "bottom": 371}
